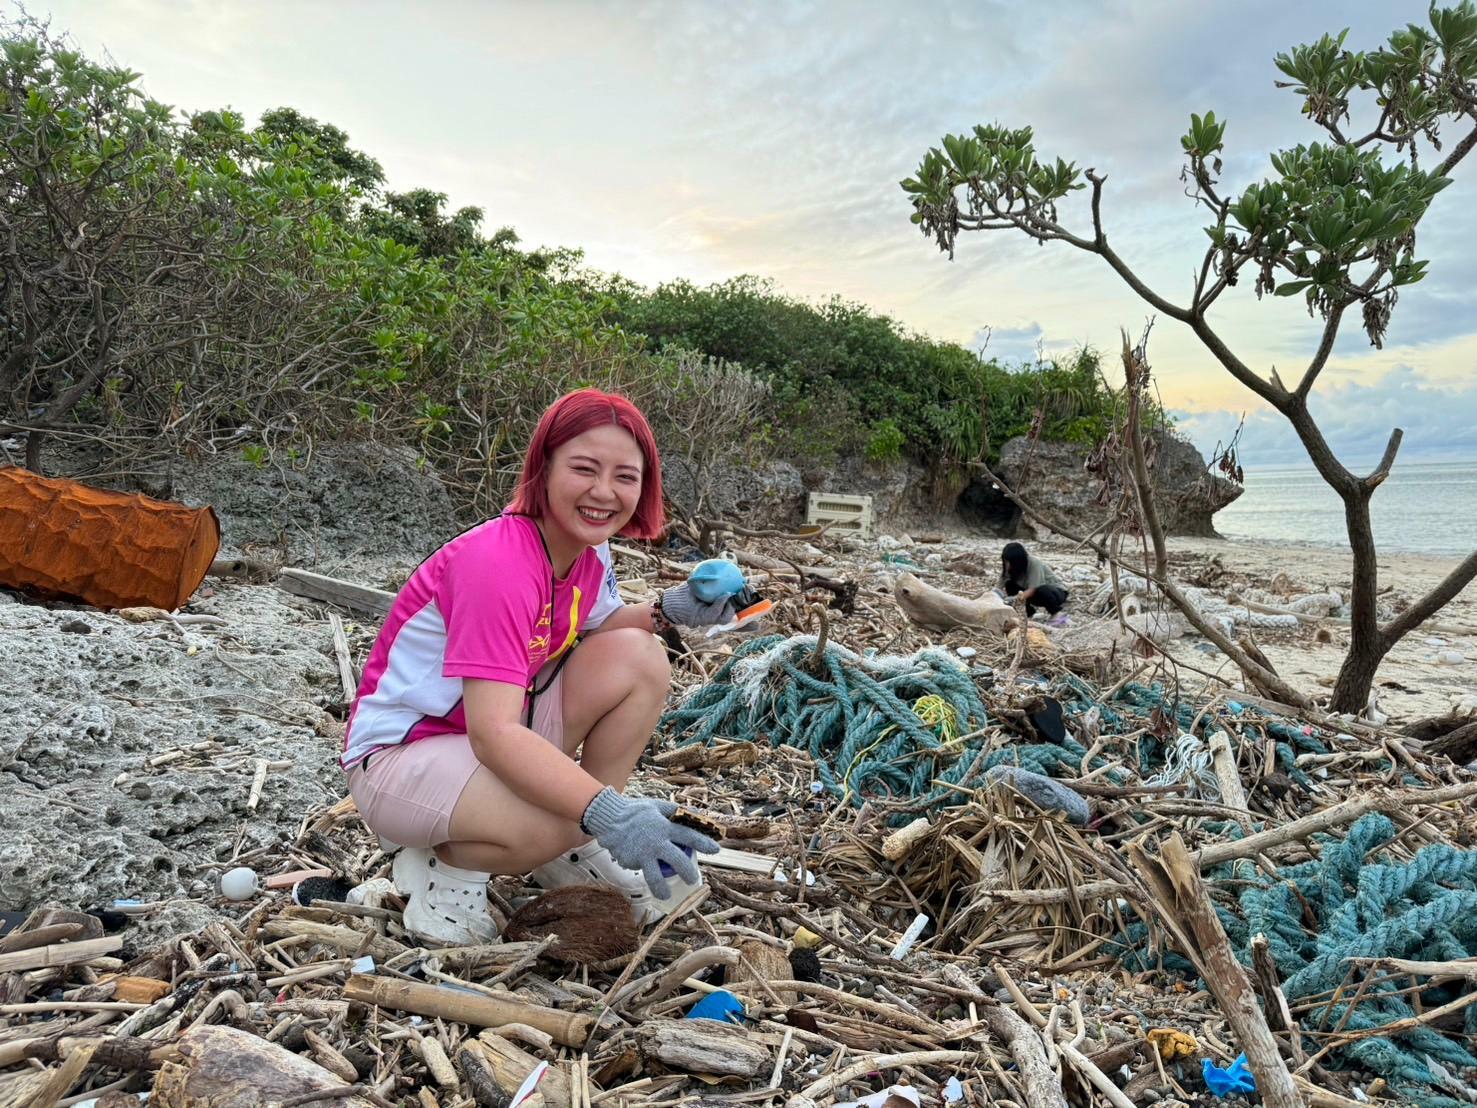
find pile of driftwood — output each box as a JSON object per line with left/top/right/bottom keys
{"left": 4, "top": 528, "right": 1476, "bottom": 1108}
{"left": 4, "top": 699, "right": 1474, "bottom": 1107}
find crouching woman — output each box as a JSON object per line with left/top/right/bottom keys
{"left": 340, "top": 389, "right": 729, "bottom": 944}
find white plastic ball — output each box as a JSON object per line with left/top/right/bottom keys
{"left": 219, "top": 866, "right": 259, "bottom": 900}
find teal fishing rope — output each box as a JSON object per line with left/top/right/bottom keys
{"left": 660, "top": 634, "right": 1090, "bottom": 816}
{"left": 666, "top": 633, "right": 1468, "bottom": 1103}
{"left": 1122, "top": 813, "right": 1477, "bottom": 1107}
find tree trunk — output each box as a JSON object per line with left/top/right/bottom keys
{"left": 24, "top": 429, "right": 44, "bottom": 473}
{"left": 1330, "top": 488, "right": 1386, "bottom": 713}
{"left": 1330, "top": 633, "right": 1390, "bottom": 715}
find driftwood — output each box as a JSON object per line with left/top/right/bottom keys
{"left": 0, "top": 936, "right": 120, "bottom": 974}
{"left": 342, "top": 974, "right": 593, "bottom": 1046}
{"left": 893, "top": 572, "right": 1012, "bottom": 633}
{"left": 5, "top": 529, "right": 1476, "bottom": 1108}
{"left": 1131, "top": 834, "right": 1300, "bottom": 1108}
{"left": 152, "top": 1024, "right": 369, "bottom": 1107}
{"left": 276, "top": 568, "right": 395, "bottom": 617}
{"left": 636, "top": 1018, "right": 770, "bottom": 1077}
{"left": 475, "top": 1032, "right": 572, "bottom": 1108}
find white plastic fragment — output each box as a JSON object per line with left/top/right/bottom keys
{"left": 889, "top": 912, "right": 930, "bottom": 960}
{"left": 509, "top": 1060, "right": 550, "bottom": 1108}
{"left": 943, "top": 1076, "right": 964, "bottom": 1103}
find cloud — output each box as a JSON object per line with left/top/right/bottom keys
{"left": 968, "top": 322, "right": 1071, "bottom": 364}
{"left": 1174, "top": 365, "right": 1477, "bottom": 467}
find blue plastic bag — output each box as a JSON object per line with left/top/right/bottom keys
{"left": 1202, "top": 1053, "right": 1256, "bottom": 1096}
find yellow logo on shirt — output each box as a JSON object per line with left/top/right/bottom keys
{"left": 527, "top": 589, "right": 582, "bottom": 661}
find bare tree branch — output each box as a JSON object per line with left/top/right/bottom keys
{"left": 1117, "top": 331, "right": 1310, "bottom": 707}
{"left": 1365, "top": 428, "right": 1403, "bottom": 490}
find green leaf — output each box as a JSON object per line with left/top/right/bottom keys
{"left": 1274, "top": 280, "right": 1313, "bottom": 297}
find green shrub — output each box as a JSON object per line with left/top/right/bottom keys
{"left": 865, "top": 418, "right": 907, "bottom": 463}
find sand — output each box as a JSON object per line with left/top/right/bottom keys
{"left": 1026, "top": 532, "right": 1477, "bottom": 724}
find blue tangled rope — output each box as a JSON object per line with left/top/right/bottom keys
{"left": 1227, "top": 813, "right": 1477, "bottom": 1104}
{"left": 1118, "top": 814, "right": 1477, "bottom": 1107}
{"left": 660, "top": 634, "right": 1088, "bottom": 816}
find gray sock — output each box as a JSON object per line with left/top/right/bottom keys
{"left": 984, "top": 765, "right": 1091, "bottom": 825}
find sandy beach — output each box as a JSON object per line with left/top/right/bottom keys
{"left": 1026, "top": 531, "right": 1477, "bottom": 724}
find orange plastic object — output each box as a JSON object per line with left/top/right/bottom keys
{"left": 0, "top": 467, "right": 220, "bottom": 610}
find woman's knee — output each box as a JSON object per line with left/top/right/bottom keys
{"left": 589, "top": 626, "right": 671, "bottom": 692}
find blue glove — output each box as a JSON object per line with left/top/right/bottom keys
{"left": 1202, "top": 1054, "right": 1256, "bottom": 1096}
{"left": 687, "top": 559, "right": 746, "bottom": 603}
{"left": 660, "top": 582, "right": 737, "bottom": 628}
{"left": 580, "top": 787, "right": 719, "bottom": 898}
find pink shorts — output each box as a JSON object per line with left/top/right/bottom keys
{"left": 348, "top": 667, "right": 566, "bottom": 848}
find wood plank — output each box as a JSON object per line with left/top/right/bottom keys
{"left": 706, "top": 848, "right": 781, "bottom": 877}
{"left": 0, "top": 937, "right": 121, "bottom": 974}
{"left": 277, "top": 568, "right": 394, "bottom": 618}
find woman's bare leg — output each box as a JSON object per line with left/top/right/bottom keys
{"left": 436, "top": 627, "right": 671, "bottom": 873}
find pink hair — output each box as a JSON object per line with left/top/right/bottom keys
{"left": 506, "top": 389, "right": 666, "bottom": 540}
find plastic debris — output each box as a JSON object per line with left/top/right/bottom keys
{"left": 889, "top": 913, "right": 930, "bottom": 959}
{"left": 686, "top": 989, "right": 744, "bottom": 1023}
{"left": 219, "top": 866, "right": 258, "bottom": 901}
{"left": 792, "top": 926, "right": 822, "bottom": 950}
{"left": 834, "top": 1085, "right": 921, "bottom": 1108}
{"left": 509, "top": 1060, "right": 550, "bottom": 1108}
{"left": 942, "top": 1076, "right": 964, "bottom": 1103}
{"left": 1203, "top": 1053, "right": 1256, "bottom": 1096}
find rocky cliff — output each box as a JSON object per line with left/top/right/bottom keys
{"left": 959, "top": 430, "right": 1241, "bottom": 538}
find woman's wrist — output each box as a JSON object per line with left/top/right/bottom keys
{"left": 650, "top": 596, "right": 674, "bottom": 636}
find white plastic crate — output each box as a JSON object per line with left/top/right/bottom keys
{"left": 806, "top": 492, "right": 874, "bottom": 537}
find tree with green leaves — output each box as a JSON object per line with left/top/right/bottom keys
{"left": 902, "top": 4, "right": 1477, "bottom": 714}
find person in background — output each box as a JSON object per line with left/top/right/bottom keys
{"left": 341, "top": 389, "right": 733, "bottom": 944}
{"left": 998, "top": 541, "right": 1069, "bottom": 618}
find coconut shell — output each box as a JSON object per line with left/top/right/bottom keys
{"left": 504, "top": 886, "right": 638, "bottom": 964}
{"left": 669, "top": 808, "right": 722, "bottom": 839}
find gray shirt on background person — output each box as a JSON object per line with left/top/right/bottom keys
{"left": 999, "top": 552, "right": 1062, "bottom": 595}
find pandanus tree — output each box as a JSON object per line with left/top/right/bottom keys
{"left": 902, "top": 4, "right": 1477, "bottom": 714}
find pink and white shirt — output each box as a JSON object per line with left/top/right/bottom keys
{"left": 341, "top": 514, "right": 622, "bottom": 768}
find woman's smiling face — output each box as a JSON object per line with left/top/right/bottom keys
{"left": 540, "top": 424, "right": 644, "bottom": 564}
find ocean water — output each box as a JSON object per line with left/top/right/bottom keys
{"left": 1213, "top": 460, "right": 1477, "bottom": 557}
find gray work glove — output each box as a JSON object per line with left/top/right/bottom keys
{"left": 660, "top": 582, "right": 737, "bottom": 628}
{"left": 580, "top": 786, "right": 719, "bottom": 898}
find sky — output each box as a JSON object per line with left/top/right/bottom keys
{"left": 29, "top": 0, "right": 1477, "bottom": 468}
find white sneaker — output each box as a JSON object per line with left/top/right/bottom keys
{"left": 531, "top": 841, "right": 703, "bottom": 926}
{"left": 392, "top": 847, "right": 499, "bottom": 946}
